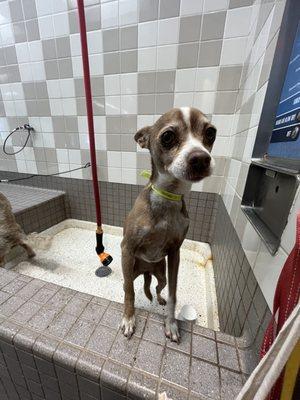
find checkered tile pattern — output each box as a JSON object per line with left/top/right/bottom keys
{"left": 0, "top": 0, "right": 253, "bottom": 191}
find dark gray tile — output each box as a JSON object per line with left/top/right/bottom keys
{"left": 159, "top": 0, "right": 180, "bottom": 19}
{"left": 134, "top": 340, "right": 164, "bottom": 376}
{"left": 192, "top": 334, "right": 217, "bottom": 363}
{"left": 127, "top": 370, "right": 157, "bottom": 400}
{"left": 162, "top": 349, "right": 190, "bottom": 388}
{"left": 109, "top": 331, "right": 139, "bottom": 367}
{"left": 139, "top": 0, "right": 159, "bottom": 22}
{"left": 220, "top": 368, "right": 243, "bottom": 400}
{"left": 177, "top": 43, "right": 198, "bottom": 68}
{"left": 179, "top": 15, "right": 201, "bottom": 43}
{"left": 190, "top": 358, "right": 220, "bottom": 399}
{"left": 86, "top": 324, "right": 117, "bottom": 357}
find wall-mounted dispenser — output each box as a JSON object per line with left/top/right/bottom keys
{"left": 241, "top": 0, "right": 300, "bottom": 254}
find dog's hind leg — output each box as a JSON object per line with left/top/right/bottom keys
{"left": 154, "top": 260, "right": 167, "bottom": 306}
{"left": 143, "top": 272, "right": 153, "bottom": 302}
{"left": 20, "top": 242, "right": 36, "bottom": 259}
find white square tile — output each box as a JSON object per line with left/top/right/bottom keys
{"left": 31, "top": 61, "right": 46, "bottom": 81}
{"left": 0, "top": 1, "right": 11, "bottom": 24}
{"left": 121, "top": 151, "right": 136, "bottom": 168}
{"left": 211, "top": 136, "right": 229, "bottom": 157}
{"left": 78, "top": 116, "right": 88, "bottom": 134}
{"left": 47, "top": 80, "right": 61, "bottom": 99}
{"left": 120, "top": 73, "right": 137, "bottom": 94}
{"left": 0, "top": 24, "right": 14, "bottom": 45}
{"left": 11, "top": 83, "right": 24, "bottom": 100}
{"left": 38, "top": 15, "right": 54, "bottom": 39}
{"left": 211, "top": 115, "right": 234, "bottom": 136}
{"left": 53, "top": 12, "right": 69, "bottom": 36}
{"left": 68, "top": 149, "right": 81, "bottom": 164}
{"left": 50, "top": 98, "right": 64, "bottom": 115}
{"left": 224, "top": 6, "right": 252, "bottom": 38}
{"left": 28, "top": 117, "right": 41, "bottom": 132}
{"left": 95, "top": 134, "right": 107, "bottom": 150}
{"left": 101, "top": 0, "right": 119, "bottom": 28}
{"left": 107, "top": 151, "right": 122, "bottom": 167}
{"left": 254, "top": 243, "right": 287, "bottom": 309}
{"left": 23, "top": 147, "right": 35, "bottom": 161}
{"left": 121, "top": 95, "right": 137, "bottom": 114}
{"left": 174, "top": 92, "right": 194, "bottom": 107}
{"left": 157, "top": 45, "right": 178, "bottom": 70}
{"left": 193, "top": 92, "right": 216, "bottom": 114}
{"left": 63, "top": 98, "right": 76, "bottom": 115}
{"left": 28, "top": 41, "right": 43, "bottom": 62}
{"left": 15, "top": 101, "right": 26, "bottom": 116}
{"left": 87, "top": 30, "right": 103, "bottom": 54}
{"left": 19, "top": 63, "right": 33, "bottom": 82}
{"left": 36, "top": 0, "right": 53, "bottom": 16}
{"left": 138, "top": 47, "right": 157, "bottom": 71}
{"left": 89, "top": 54, "right": 103, "bottom": 76}
{"left": 94, "top": 116, "right": 106, "bottom": 133}
{"left": 15, "top": 43, "right": 30, "bottom": 63}
{"left": 40, "top": 117, "right": 53, "bottom": 132}
{"left": 16, "top": 159, "right": 28, "bottom": 173}
{"left": 221, "top": 37, "right": 248, "bottom": 66}
{"left": 1, "top": 84, "right": 13, "bottom": 101}
{"left": 119, "top": 0, "right": 138, "bottom": 26}
{"left": 175, "top": 68, "right": 196, "bottom": 92}
{"left": 60, "top": 79, "right": 75, "bottom": 98}
{"left": 104, "top": 74, "right": 121, "bottom": 95}
{"left": 242, "top": 221, "right": 261, "bottom": 268}
{"left": 70, "top": 34, "right": 81, "bottom": 56}
{"left": 195, "top": 67, "right": 219, "bottom": 91}
{"left": 105, "top": 95, "right": 121, "bottom": 115}
{"left": 122, "top": 168, "right": 136, "bottom": 184}
{"left": 138, "top": 21, "right": 158, "bottom": 47}
{"left": 58, "top": 163, "right": 70, "bottom": 177}
{"left": 52, "top": 0, "right": 68, "bottom": 13}
{"left": 137, "top": 115, "right": 155, "bottom": 129}
{"left": 72, "top": 56, "right": 83, "bottom": 77}
{"left": 158, "top": 18, "right": 179, "bottom": 45}
{"left": 25, "top": 160, "right": 38, "bottom": 174}
{"left": 108, "top": 167, "right": 122, "bottom": 183}
{"left": 79, "top": 133, "right": 89, "bottom": 149}
{"left": 4, "top": 101, "right": 16, "bottom": 116}
{"left": 192, "top": 181, "right": 204, "bottom": 191}
{"left": 180, "top": 0, "right": 203, "bottom": 15}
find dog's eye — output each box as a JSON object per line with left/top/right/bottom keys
{"left": 205, "top": 127, "right": 216, "bottom": 142}
{"left": 161, "top": 130, "right": 175, "bottom": 147}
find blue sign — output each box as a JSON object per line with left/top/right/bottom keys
{"left": 268, "top": 22, "right": 300, "bottom": 159}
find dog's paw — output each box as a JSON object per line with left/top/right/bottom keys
{"left": 165, "top": 318, "right": 180, "bottom": 343}
{"left": 28, "top": 250, "right": 36, "bottom": 258}
{"left": 121, "top": 315, "right": 135, "bottom": 339}
{"left": 157, "top": 296, "right": 167, "bottom": 306}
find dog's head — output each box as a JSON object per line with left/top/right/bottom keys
{"left": 135, "top": 107, "right": 217, "bottom": 182}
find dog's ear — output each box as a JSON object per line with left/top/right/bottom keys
{"left": 134, "top": 126, "right": 151, "bottom": 149}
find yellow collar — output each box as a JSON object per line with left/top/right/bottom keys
{"left": 140, "top": 170, "right": 183, "bottom": 202}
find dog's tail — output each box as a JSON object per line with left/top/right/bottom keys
{"left": 25, "top": 232, "right": 53, "bottom": 251}
{"left": 143, "top": 272, "right": 153, "bottom": 302}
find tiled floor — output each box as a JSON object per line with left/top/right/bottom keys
{"left": 0, "top": 269, "right": 247, "bottom": 400}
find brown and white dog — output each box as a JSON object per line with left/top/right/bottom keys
{"left": 0, "top": 192, "right": 36, "bottom": 266}
{"left": 121, "top": 107, "right": 217, "bottom": 341}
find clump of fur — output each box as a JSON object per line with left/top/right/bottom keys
{"left": 0, "top": 192, "right": 51, "bottom": 266}
{"left": 26, "top": 232, "right": 52, "bottom": 250}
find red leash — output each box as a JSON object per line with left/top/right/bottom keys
{"left": 260, "top": 213, "right": 300, "bottom": 399}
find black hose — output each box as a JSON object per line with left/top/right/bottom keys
{"left": 0, "top": 163, "right": 91, "bottom": 183}
{"left": 3, "top": 124, "right": 33, "bottom": 156}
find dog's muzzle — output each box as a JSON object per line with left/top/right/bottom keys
{"left": 186, "top": 151, "right": 211, "bottom": 181}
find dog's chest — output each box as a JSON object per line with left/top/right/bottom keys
{"left": 137, "top": 206, "right": 189, "bottom": 263}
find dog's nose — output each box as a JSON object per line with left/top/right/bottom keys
{"left": 188, "top": 151, "right": 211, "bottom": 169}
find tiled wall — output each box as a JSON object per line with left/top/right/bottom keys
{"left": 220, "top": 0, "right": 300, "bottom": 311}
{"left": 0, "top": 0, "right": 254, "bottom": 193}
{"left": 0, "top": 170, "right": 218, "bottom": 243}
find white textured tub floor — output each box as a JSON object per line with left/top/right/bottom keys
{"left": 10, "top": 219, "right": 219, "bottom": 329}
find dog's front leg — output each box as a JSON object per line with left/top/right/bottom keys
{"left": 121, "top": 244, "right": 136, "bottom": 338}
{"left": 165, "top": 249, "right": 180, "bottom": 342}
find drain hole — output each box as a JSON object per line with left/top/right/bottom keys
{"left": 275, "top": 185, "right": 279, "bottom": 193}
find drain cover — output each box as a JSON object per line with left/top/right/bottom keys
{"left": 95, "top": 266, "right": 112, "bottom": 277}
